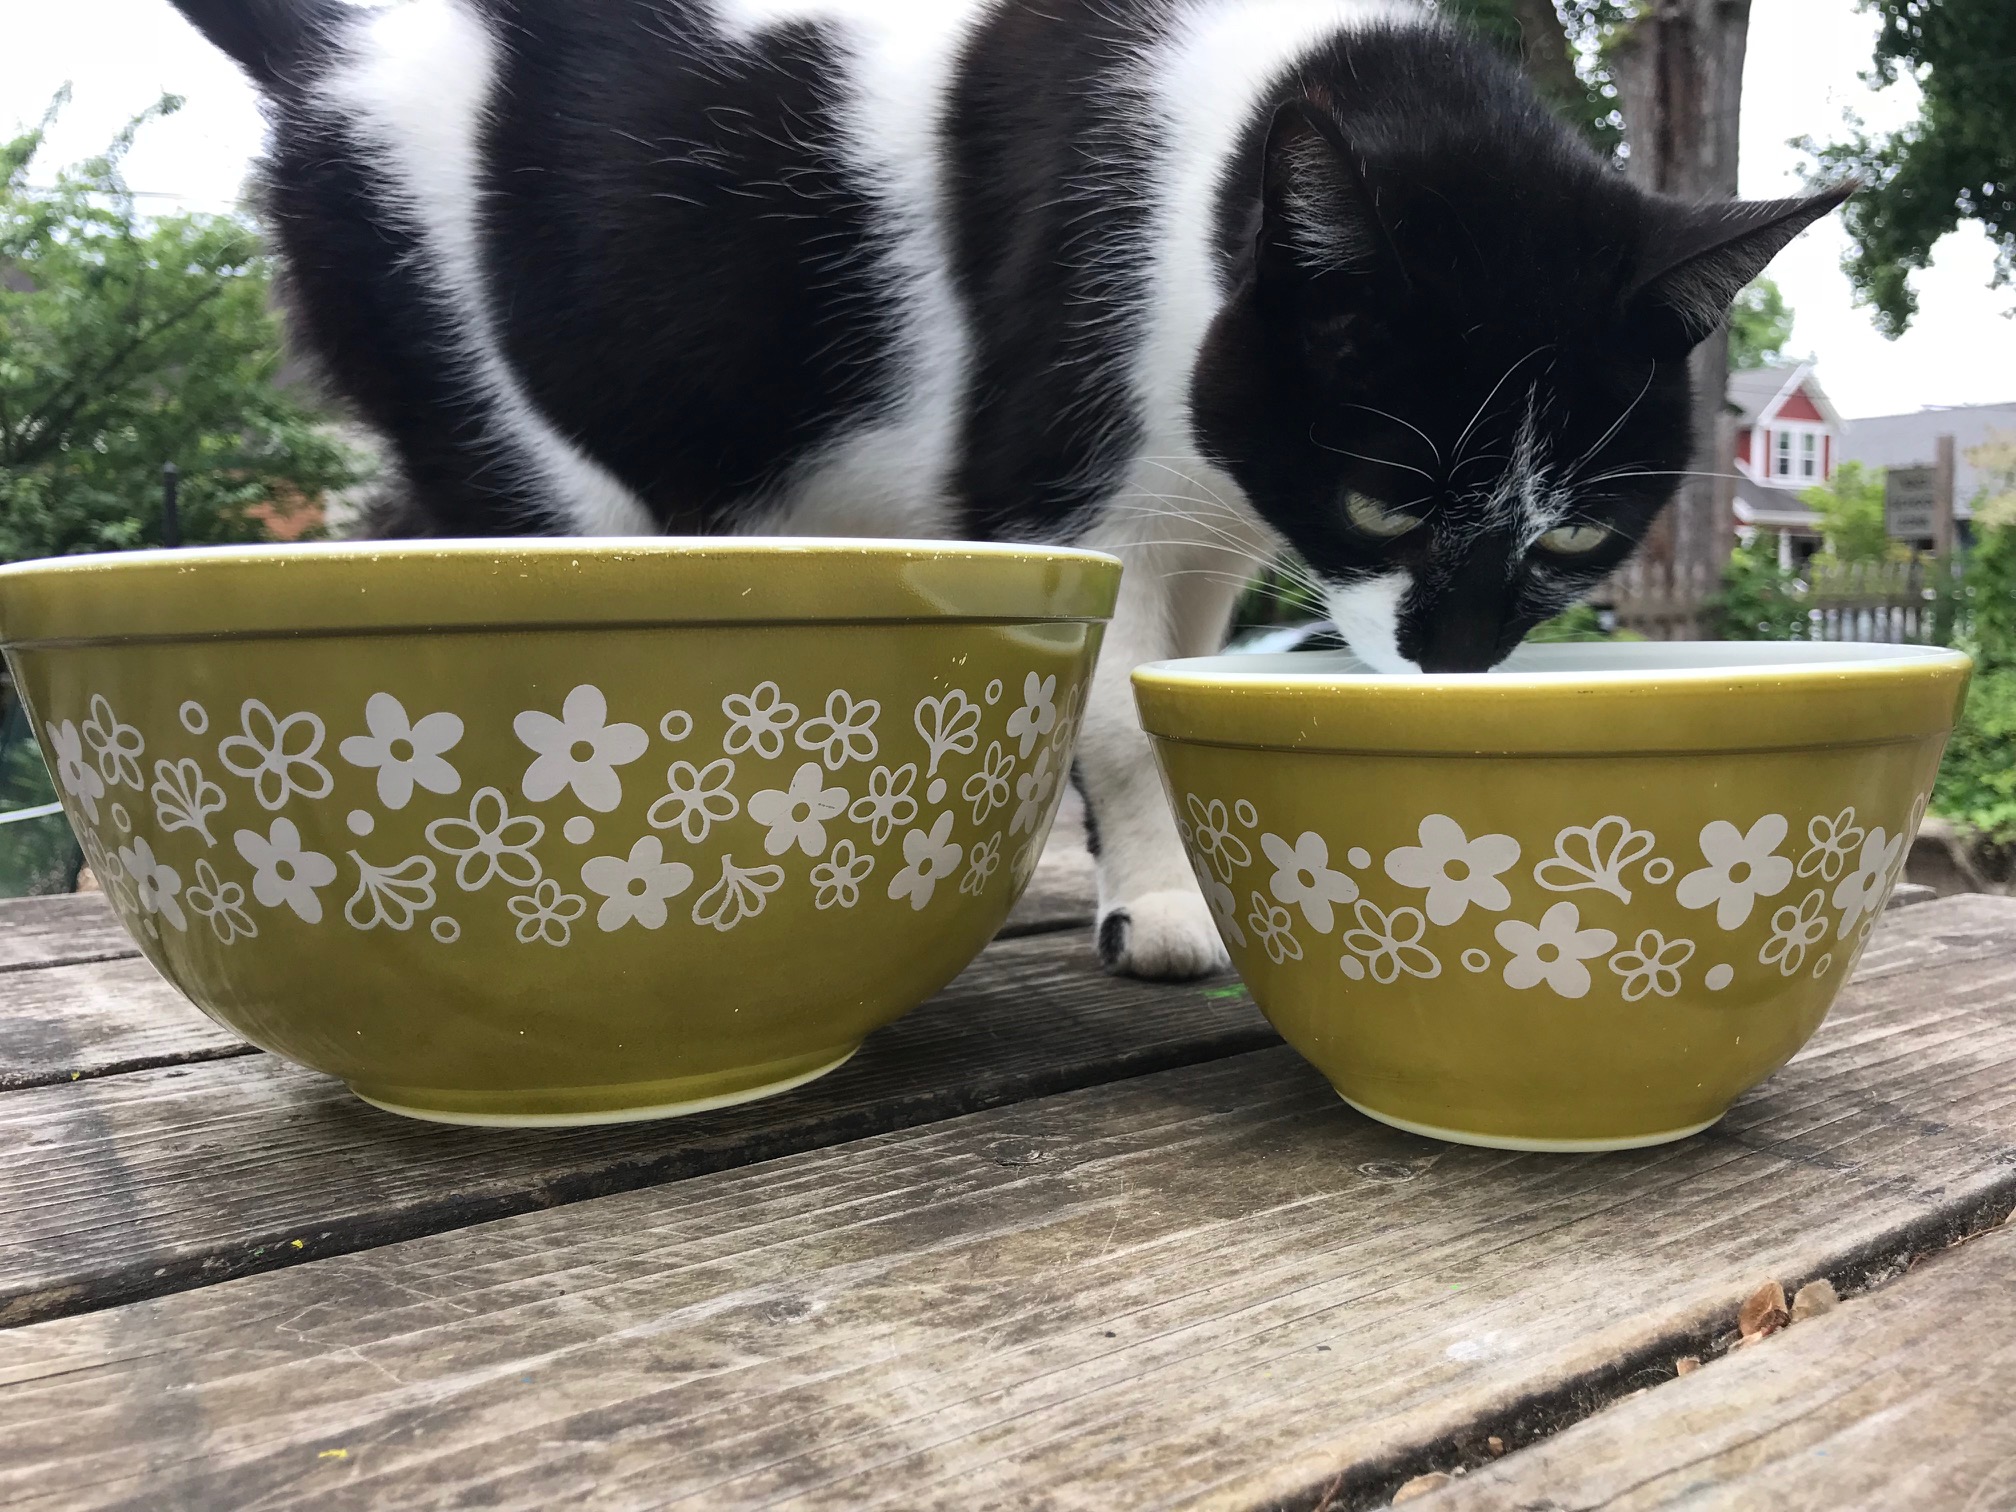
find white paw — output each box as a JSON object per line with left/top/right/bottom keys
{"left": 1097, "top": 888, "right": 1232, "bottom": 981}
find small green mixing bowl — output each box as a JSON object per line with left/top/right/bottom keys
{"left": 1135, "top": 642, "right": 1972, "bottom": 1151}
{"left": 0, "top": 540, "right": 1118, "bottom": 1125}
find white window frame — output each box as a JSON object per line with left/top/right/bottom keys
{"left": 1769, "top": 423, "right": 1828, "bottom": 485}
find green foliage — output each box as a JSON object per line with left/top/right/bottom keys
{"left": 1709, "top": 539, "right": 1810, "bottom": 641}
{"left": 1728, "top": 279, "right": 1795, "bottom": 370}
{"left": 1528, "top": 602, "right": 1624, "bottom": 642}
{"left": 1801, "top": 460, "right": 1892, "bottom": 565}
{"left": 0, "top": 92, "right": 366, "bottom": 564}
{"left": 1802, "top": 0, "right": 2015, "bottom": 337}
{"left": 0, "top": 684, "right": 81, "bottom": 896}
{"left": 1437, "top": 0, "right": 1634, "bottom": 156}
{"left": 1933, "top": 667, "right": 2016, "bottom": 843}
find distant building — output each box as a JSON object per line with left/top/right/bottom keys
{"left": 1838, "top": 401, "right": 2016, "bottom": 524}
{"left": 1728, "top": 362, "right": 1841, "bottom": 554}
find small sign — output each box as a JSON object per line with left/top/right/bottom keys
{"left": 1886, "top": 466, "right": 1940, "bottom": 540}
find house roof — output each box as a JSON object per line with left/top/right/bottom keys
{"left": 1727, "top": 362, "right": 1843, "bottom": 430}
{"left": 1732, "top": 471, "right": 1821, "bottom": 532}
{"left": 1838, "top": 402, "right": 2016, "bottom": 522}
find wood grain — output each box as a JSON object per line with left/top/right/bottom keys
{"left": 0, "top": 933, "right": 1259, "bottom": 1327}
{"left": 1414, "top": 1220, "right": 2016, "bottom": 1512}
{"left": 6, "top": 897, "right": 2016, "bottom": 1512}
{"left": 0, "top": 956, "right": 253, "bottom": 1092}
{"left": 0, "top": 895, "right": 139, "bottom": 973}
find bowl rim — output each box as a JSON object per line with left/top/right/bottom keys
{"left": 0, "top": 537, "right": 1124, "bottom": 647}
{"left": 1134, "top": 641, "right": 1975, "bottom": 755}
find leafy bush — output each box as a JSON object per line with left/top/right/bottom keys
{"left": 1709, "top": 540, "right": 1810, "bottom": 641}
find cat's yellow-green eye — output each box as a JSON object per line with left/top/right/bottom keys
{"left": 1344, "top": 493, "right": 1423, "bottom": 539}
{"left": 1536, "top": 522, "right": 1612, "bottom": 556}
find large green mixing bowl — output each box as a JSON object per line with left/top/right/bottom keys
{"left": 1136, "top": 642, "right": 1972, "bottom": 1151}
{"left": 0, "top": 540, "right": 1119, "bottom": 1124}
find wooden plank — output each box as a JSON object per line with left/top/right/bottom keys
{"left": 1413, "top": 1220, "right": 2016, "bottom": 1512}
{"left": 5, "top": 899, "right": 2016, "bottom": 1512}
{"left": 0, "top": 932, "right": 1259, "bottom": 1328}
{"left": 0, "top": 895, "right": 139, "bottom": 973}
{"left": 0, "top": 957, "right": 253, "bottom": 1092}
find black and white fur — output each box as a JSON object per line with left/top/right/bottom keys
{"left": 170, "top": 0, "right": 1847, "bottom": 978}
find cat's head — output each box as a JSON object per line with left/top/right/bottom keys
{"left": 1191, "top": 37, "right": 1849, "bottom": 672}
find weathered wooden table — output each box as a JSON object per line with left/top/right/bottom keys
{"left": 5, "top": 810, "right": 2015, "bottom": 1511}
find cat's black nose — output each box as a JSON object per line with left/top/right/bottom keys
{"left": 1409, "top": 621, "right": 1507, "bottom": 673}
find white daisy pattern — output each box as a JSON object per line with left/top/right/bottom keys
{"left": 82, "top": 694, "right": 146, "bottom": 790}
{"left": 116, "top": 836, "right": 186, "bottom": 933}
{"left": 795, "top": 689, "right": 880, "bottom": 770}
{"left": 1262, "top": 830, "right": 1359, "bottom": 933}
{"left": 747, "top": 761, "right": 849, "bottom": 859}
{"left": 960, "top": 831, "right": 1003, "bottom": 897}
{"left": 509, "top": 878, "right": 588, "bottom": 946}
{"left": 722, "top": 681, "right": 800, "bottom": 760}
{"left": 1009, "top": 747, "right": 1056, "bottom": 838}
{"left": 1004, "top": 672, "right": 1057, "bottom": 758}
{"left": 888, "top": 812, "right": 963, "bottom": 911}
{"left": 810, "top": 839, "right": 874, "bottom": 910}
{"left": 339, "top": 692, "right": 463, "bottom": 810}
{"left": 1339, "top": 899, "right": 1439, "bottom": 983}
{"left": 1609, "top": 929, "right": 1696, "bottom": 1001}
{"left": 1183, "top": 794, "right": 1252, "bottom": 883}
{"left": 1247, "top": 892, "right": 1303, "bottom": 965}
{"left": 514, "top": 685, "right": 648, "bottom": 813}
{"left": 233, "top": 819, "right": 339, "bottom": 924}
{"left": 45, "top": 719, "right": 105, "bottom": 823}
{"left": 1761, "top": 889, "right": 1830, "bottom": 977}
{"left": 218, "top": 700, "right": 333, "bottom": 811}
{"left": 184, "top": 859, "right": 256, "bottom": 944}
{"left": 647, "top": 758, "right": 740, "bottom": 843}
{"left": 850, "top": 763, "right": 920, "bottom": 845}
{"left": 1495, "top": 901, "right": 1617, "bottom": 998}
{"left": 1383, "top": 814, "right": 1521, "bottom": 926}
{"left": 425, "top": 787, "right": 545, "bottom": 892}
{"left": 1797, "top": 807, "right": 1865, "bottom": 882}
{"left": 582, "top": 836, "right": 695, "bottom": 933}
{"left": 962, "top": 740, "right": 1016, "bottom": 827}
{"left": 1832, "top": 827, "right": 1906, "bottom": 939}
{"left": 1676, "top": 814, "right": 1794, "bottom": 930}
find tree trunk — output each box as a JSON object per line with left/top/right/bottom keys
{"left": 1612, "top": 0, "right": 1752, "bottom": 620}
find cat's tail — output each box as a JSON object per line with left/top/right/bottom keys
{"left": 166, "top": 0, "right": 353, "bottom": 90}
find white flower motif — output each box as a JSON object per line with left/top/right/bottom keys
{"left": 748, "top": 761, "right": 849, "bottom": 858}
{"left": 647, "top": 758, "right": 740, "bottom": 843}
{"left": 1833, "top": 827, "right": 1906, "bottom": 939}
{"left": 1533, "top": 816, "right": 1656, "bottom": 903}
{"left": 233, "top": 818, "right": 340, "bottom": 924}
{"left": 692, "top": 853, "right": 786, "bottom": 932}
{"left": 960, "top": 831, "right": 1003, "bottom": 897}
{"left": 850, "top": 763, "right": 919, "bottom": 844}
{"left": 1009, "top": 747, "right": 1057, "bottom": 838}
{"left": 116, "top": 836, "right": 186, "bottom": 933}
{"left": 343, "top": 851, "right": 438, "bottom": 932}
{"left": 218, "top": 700, "right": 333, "bottom": 811}
{"left": 1676, "top": 814, "right": 1794, "bottom": 930}
{"left": 888, "top": 812, "right": 964, "bottom": 911}
{"left": 1340, "top": 899, "right": 1440, "bottom": 983}
{"left": 1262, "top": 830, "right": 1360, "bottom": 933}
{"left": 1494, "top": 901, "right": 1617, "bottom": 998}
{"left": 339, "top": 692, "right": 464, "bottom": 810}
{"left": 514, "top": 684, "right": 648, "bottom": 812}
{"left": 425, "top": 787, "right": 545, "bottom": 892}
{"left": 1183, "top": 794, "right": 1253, "bottom": 883}
{"left": 509, "top": 878, "right": 588, "bottom": 946}
{"left": 962, "top": 740, "right": 1017, "bottom": 826}
{"left": 1609, "top": 929, "right": 1696, "bottom": 1001}
{"left": 722, "top": 681, "right": 800, "bottom": 760}
{"left": 1005, "top": 672, "right": 1058, "bottom": 759}
{"left": 1761, "top": 889, "right": 1831, "bottom": 977}
{"left": 150, "top": 757, "right": 226, "bottom": 847}
{"left": 1198, "top": 870, "right": 1247, "bottom": 948}
{"left": 811, "top": 839, "right": 875, "bottom": 910}
{"left": 1247, "top": 892, "right": 1304, "bottom": 965}
{"left": 185, "top": 859, "right": 256, "bottom": 944}
{"left": 913, "top": 689, "right": 983, "bottom": 776}
{"left": 582, "top": 836, "right": 695, "bottom": 932}
{"left": 45, "top": 719, "right": 105, "bottom": 823}
{"left": 1798, "top": 807, "right": 1865, "bottom": 881}
{"left": 81, "top": 694, "right": 145, "bottom": 789}
{"left": 796, "top": 689, "right": 881, "bottom": 770}
{"left": 1383, "top": 814, "right": 1521, "bottom": 926}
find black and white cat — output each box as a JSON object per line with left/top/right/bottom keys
{"left": 170, "top": 0, "right": 1845, "bottom": 979}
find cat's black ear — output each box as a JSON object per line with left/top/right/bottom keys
{"left": 1623, "top": 185, "right": 1854, "bottom": 359}
{"left": 1255, "top": 99, "right": 1402, "bottom": 288}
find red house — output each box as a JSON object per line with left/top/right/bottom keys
{"left": 1728, "top": 362, "right": 1841, "bottom": 560}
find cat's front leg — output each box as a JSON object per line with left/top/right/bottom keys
{"left": 1073, "top": 481, "right": 1266, "bottom": 979}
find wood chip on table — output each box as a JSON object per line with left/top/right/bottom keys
{"left": 1791, "top": 1278, "right": 1840, "bottom": 1321}
{"left": 1738, "top": 1279, "right": 1789, "bottom": 1344}
{"left": 1392, "top": 1471, "right": 1454, "bottom": 1504}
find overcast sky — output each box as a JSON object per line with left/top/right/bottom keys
{"left": 6, "top": 0, "right": 2011, "bottom": 419}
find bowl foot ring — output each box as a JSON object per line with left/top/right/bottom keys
{"left": 1337, "top": 1092, "right": 1723, "bottom": 1153}
{"left": 350, "top": 1045, "right": 860, "bottom": 1128}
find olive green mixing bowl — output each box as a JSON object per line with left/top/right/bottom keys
{"left": 0, "top": 540, "right": 1118, "bottom": 1125}
{"left": 1136, "top": 642, "right": 1972, "bottom": 1151}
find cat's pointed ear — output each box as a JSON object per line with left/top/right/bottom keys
{"left": 1622, "top": 185, "right": 1853, "bottom": 358}
{"left": 1255, "top": 99, "right": 1403, "bottom": 288}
